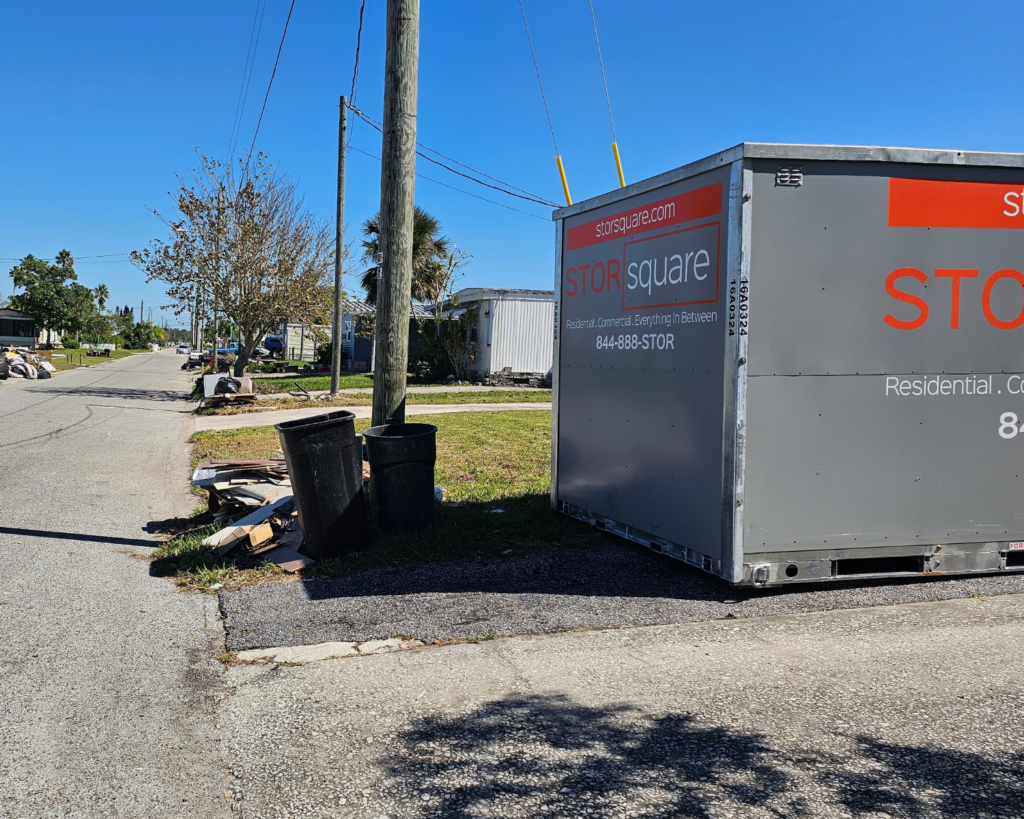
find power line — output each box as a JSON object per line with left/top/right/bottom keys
{"left": 229, "top": 0, "right": 268, "bottom": 156}
{"left": 347, "top": 144, "right": 548, "bottom": 221}
{"left": 248, "top": 0, "right": 297, "bottom": 157}
{"left": 346, "top": 0, "right": 367, "bottom": 148}
{"left": 349, "top": 0, "right": 366, "bottom": 103}
{"left": 348, "top": 104, "right": 559, "bottom": 207}
{"left": 0, "top": 253, "right": 130, "bottom": 262}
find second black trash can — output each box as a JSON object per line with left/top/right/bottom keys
{"left": 363, "top": 422, "right": 437, "bottom": 531}
{"left": 275, "top": 410, "right": 372, "bottom": 559}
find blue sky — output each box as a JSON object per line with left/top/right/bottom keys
{"left": 2, "top": 0, "right": 1023, "bottom": 327}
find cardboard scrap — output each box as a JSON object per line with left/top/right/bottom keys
{"left": 245, "top": 521, "right": 274, "bottom": 551}
{"left": 261, "top": 546, "right": 314, "bottom": 573}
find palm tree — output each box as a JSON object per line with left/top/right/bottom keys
{"left": 94, "top": 283, "right": 110, "bottom": 310}
{"left": 359, "top": 207, "right": 451, "bottom": 305}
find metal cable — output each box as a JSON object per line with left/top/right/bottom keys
{"left": 588, "top": 0, "right": 616, "bottom": 143}
{"left": 517, "top": 0, "right": 559, "bottom": 156}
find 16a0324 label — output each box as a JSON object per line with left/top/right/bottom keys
{"left": 728, "top": 278, "right": 748, "bottom": 336}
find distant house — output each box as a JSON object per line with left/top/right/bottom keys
{"left": 450, "top": 289, "right": 554, "bottom": 385}
{"left": 271, "top": 300, "right": 433, "bottom": 368}
{"left": 0, "top": 308, "right": 37, "bottom": 349}
{"left": 338, "top": 299, "right": 433, "bottom": 372}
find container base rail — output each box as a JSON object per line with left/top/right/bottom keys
{"left": 561, "top": 501, "right": 1024, "bottom": 587}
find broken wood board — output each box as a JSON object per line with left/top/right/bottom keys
{"left": 202, "top": 495, "right": 294, "bottom": 550}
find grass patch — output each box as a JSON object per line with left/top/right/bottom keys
{"left": 196, "top": 389, "right": 552, "bottom": 415}
{"left": 157, "top": 410, "right": 592, "bottom": 589}
{"left": 251, "top": 373, "right": 447, "bottom": 394}
{"left": 49, "top": 349, "right": 144, "bottom": 371}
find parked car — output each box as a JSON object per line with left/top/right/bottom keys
{"left": 252, "top": 345, "right": 270, "bottom": 358}
{"left": 264, "top": 336, "right": 285, "bottom": 358}
{"left": 176, "top": 344, "right": 190, "bottom": 354}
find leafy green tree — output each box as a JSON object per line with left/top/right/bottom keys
{"left": 66, "top": 282, "right": 99, "bottom": 342}
{"left": 8, "top": 252, "right": 78, "bottom": 346}
{"left": 93, "top": 283, "right": 110, "bottom": 310}
{"left": 359, "top": 207, "right": 451, "bottom": 305}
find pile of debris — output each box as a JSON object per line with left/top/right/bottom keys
{"left": 201, "top": 374, "right": 259, "bottom": 408}
{"left": 191, "top": 459, "right": 313, "bottom": 572}
{"left": 1, "top": 347, "right": 57, "bottom": 380}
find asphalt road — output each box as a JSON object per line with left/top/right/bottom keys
{"left": 222, "top": 593, "right": 1024, "bottom": 819}
{"left": 0, "top": 353, "right": 234, "bottom": 818}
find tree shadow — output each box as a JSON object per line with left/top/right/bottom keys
{"left": 381, "top": 694, "right": 789, "bottom": 819}
{"left": 829, "top": 737, "right": 1024, "bottom": 818}
{"left": 379, "top": 695, "right": 1024, "bottom": 818}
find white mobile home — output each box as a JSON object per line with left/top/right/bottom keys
{"left": 0, "top": 309, "right": 37, "bottom": 349}
{"left": 454, "top": 288, "right": 553, "bottom": 385}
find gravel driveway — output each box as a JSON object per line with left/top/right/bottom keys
{"left": 220, "top": 539, "right": 1024, "bottom": 650}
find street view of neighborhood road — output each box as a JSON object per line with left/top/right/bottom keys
{"left": 2, "top": 351, "right": 1023, "bottom": 819}
{"left": 0, "top": 352, "right": 235, "bottom": 818}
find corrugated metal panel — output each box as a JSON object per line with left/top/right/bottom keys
{"left": 490, "top": 297, "right": 554, "bottom": 374}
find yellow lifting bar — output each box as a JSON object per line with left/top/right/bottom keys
{"left": 612, "top": 141, "right": 625, "bottom": 189}
{"left": 556, "top": 155, "right": 572, "bottom": 206}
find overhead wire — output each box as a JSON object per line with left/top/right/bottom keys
{"left": 516, "top": 0, "right": 571, "bottom": 205}
{"left": 248, "top": 0, "right": 297, "bottom": 158}
{"left": 229, "top": 0, "right": 269, "bottom": 157}
{"left": 347, "top": 144, "right": 548, "bottom": 221}
{"left": 0, "top": 253, "right": 130, "bottom": 262}
{"left": 346, "top": 0, "right": 367, "bottom": 147}
{"left": 347, "top": 104, "right": 559, "bottom": 208}
{"left": 588, "top": 0, "right": 625, "bottom": 187}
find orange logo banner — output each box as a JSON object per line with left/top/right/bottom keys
{"left": 888, "top": 177, "right": 1024, "bottom": 229}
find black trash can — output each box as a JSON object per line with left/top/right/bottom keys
{"left": 275, "top": 410, "right": 372, "bottom": 559}
{"left": 363, "top": 422, "right": 437, "bottom": 531}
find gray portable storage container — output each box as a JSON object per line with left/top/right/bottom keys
{"left": 551, "top": 143, "right": 1024, "bottom": 586}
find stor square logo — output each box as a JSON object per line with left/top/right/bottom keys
{"left": 622, "top": 222, "right": 720, "bottom": 310}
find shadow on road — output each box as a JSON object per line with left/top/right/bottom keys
{"left": 383, "top": 694, "right": 786, "bottom": 818}
{"left": 299, "top": 537, "right": 990, "bottom": 604}
{"left": 381, "top": 694, "right": 1022, "bottom": 818}
{"left": 0, "top": 525, "right": 156, "bottom": 548}
{"left": 25, "top": 386, "right": 190, "bottom": 402}
{"left": 829, "top": 738, "right": 1024, "bottom": 818}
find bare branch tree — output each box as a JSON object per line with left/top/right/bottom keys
{"left": 132, "top": 153, "right": 334, "bottom": 375}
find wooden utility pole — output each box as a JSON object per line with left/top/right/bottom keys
{"left": 371, "top": 0, "right": 420, "bottom": 426}
{"left": 330, "top": 95, "right": 348, "bottom": 396}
